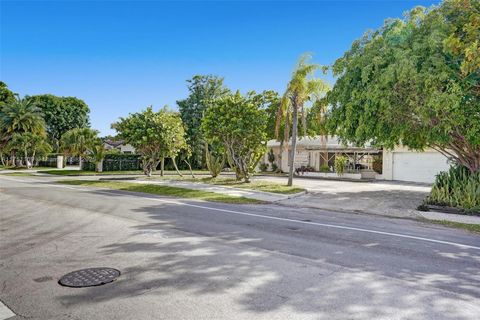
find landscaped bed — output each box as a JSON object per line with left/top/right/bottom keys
{"left": 58, "top": 180, "right": 265, "bottom": 204}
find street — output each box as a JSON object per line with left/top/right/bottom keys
{"left": 1, "top": 175, "right": 479, "bottom": 319}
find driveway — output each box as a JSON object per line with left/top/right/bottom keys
{"left": 255, "top": 176, "right": 431, "bottom": 218}
{"left": 1, "top": 175, "right": 479, "bottom": 319}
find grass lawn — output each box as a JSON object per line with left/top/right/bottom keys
{"left": 59, "top": 180, "right": 264, "bottom": 204}
{"left": 43, "top": 170, "right": 211, "bottom": 176}
{"left": 429, "top": 220, "right": 480, "bottom": 234}
{"left": 185, "top": 177, "right": 305, "bottom": 194}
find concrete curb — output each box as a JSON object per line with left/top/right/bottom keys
{"left": 416, "top": 211, "right": 480, "bottom": 224}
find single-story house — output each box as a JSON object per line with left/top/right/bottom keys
{"left": 104, "top": 139, "right": 136, "bottom": 154}
{"left": 263, "top": 136, "right": 450, "bottom": 184}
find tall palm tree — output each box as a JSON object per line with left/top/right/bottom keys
{"left": 60, "top": 128, "right": 99, "bottom": 169}
{"left": 0, "top": 97, "right": 46, "bottom": 137}
{"left": 276, "top": 53, "right": 329, "bottom": 186}
{"left": 0, "top": 97, "right": 46, "bottom": 166}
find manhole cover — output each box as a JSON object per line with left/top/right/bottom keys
{"left": 59, "top": 268, "right": 120, "bottom": 288}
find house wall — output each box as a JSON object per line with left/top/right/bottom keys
{"left": 382, "top": 146, "right": 450, "bottom": 184}
{"left": 119, "top": 144, "right": 135, "bottom": 154}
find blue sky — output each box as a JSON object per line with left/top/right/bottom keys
{"left": 1, "top": 0, "right": 440, "bottom": 136}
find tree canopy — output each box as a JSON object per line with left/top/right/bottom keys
{"left": 26, "top": 94, "right": 90, "bottom": 150}
{"left": 325, "top": 0, "right": 480, "bottom": 172}
{"left": 202, "top": 91, "right": 268, "bottom": 182}
{"left": 177, "top": 75, "right": 230, "bottom": 168}
{"left": 112, "top": 107, "right": 187, "bottom": 176}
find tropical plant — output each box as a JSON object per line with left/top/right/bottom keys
{"left": 276, "top": 53, "right": 329, "bottom": 186}
{"left": 112, "top": 106, "right": 187, "bottom": 177}
{"left": 325, "top": 0, "right": 480, "bottom": 174}
{"left": 259, "top": 163, "right": 269, "bottom": 172}
{"left": 267, "top": 148, "right": 275, "bottom": 169}
{"left": 7, "top": 132, "right": 52, "bottom": 168}
{"left": 0, "top": 97, "right": 46, "bottom": 166}
{"left": 26, "top": 94, "right": 90, "bottom": 151}
{"left": 334, "top": 155, "right": 348, "bottom": 176}
{"left": 86, "top": 139, "right": 107, "bottom": 172}
{"left": 177, "top": 75, "right": 230, "bottom": 169}
{"left": 427, "top": 166, "right": 480, "bottom": 212}
{"left": 320, "top": 164, "right": 330, "bottom": 173}
{"left": 202, "top": 91, "right": 268, "bottom": 183}
{"left": 60, "top": 128, "right": 99, "bottom": 169}
{"left": 205, "top": 142, "right": 225, "bottom": 178}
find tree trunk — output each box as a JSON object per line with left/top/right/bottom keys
{"left": 78, "top": 156, "right": 83, "bottom": 170}
{"left": 160, "top": 157, "right": 164, "bottom": 177}
{"left": 287, "top": 104, "right": 299, "bottom": 186}
{"left": 184, "top": 159, "right": 195, "bottom": 178}
{"left": 278, "top": 140, "right": 284, "bottom": 172}
{"left": 172, "top": 157, "right": 183, "bottom": 177}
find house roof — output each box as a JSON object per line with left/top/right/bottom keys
{"left": 266, "top": 135, "right": 380, "bottom": 152}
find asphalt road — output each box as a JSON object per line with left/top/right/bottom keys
{"left": 1, "top": 175, "right": 479, "bottom": 320}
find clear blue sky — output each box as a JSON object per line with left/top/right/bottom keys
{"left": 1, "top": 0, "right": 440, "bottom": 136}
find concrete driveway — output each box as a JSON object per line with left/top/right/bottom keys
{"left": 255, "top": 176, "right": 431, "bottom": 218}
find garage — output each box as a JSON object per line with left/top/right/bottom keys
{"left": 392, "top": 151, "right": 450, "bottom": 183}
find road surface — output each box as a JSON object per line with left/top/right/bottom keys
{"left": 1, "top": 175, "right": 479, "bottom": 319}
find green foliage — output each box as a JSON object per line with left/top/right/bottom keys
{"left": 277, "top": 53, "right": 330, "bottom": 185}
{"left": 372, "top": 155, "right": 383, "bottom": 174}
{"left": 0, "top": 97, "right": 46, "bottom": 137}
{"left": 0, "top": 82, "right": 16, "bottom": 106}
{"left": 334, "top": 155, "right": 348, "bottom": 176}
{"left": 326, "top": 0, "right": 480, "bottom": 173}
{"left": 60, "top": 128, "right": 99, "bottom": 159}
{"left": 259, "top": 163, "right": 269, "bottom": 172}
{"left": 7, "top": 132, "right": 52, "bottom": 168}
{"left": 267, "top": 148, "right": 275, "bottom": 165}
{"left": 427, "top": 166, "right": 480, "bottom": 212}
{"left": 26, "top": 95, "right": 90, "bottom": 150}
{"left": 320, "top": 164, "right": 330, "bottom": 173}
{"left": 177, "top": 75, "right": 230, "bottom": 169}
{"left": 202, "top": 91, "right": 268, "bottom": 183}
{"left": 205, "top": 142, "right": 225, "bottom": 178}
{"left": 112, "top": 106, "right": 187, "bottom": 176}
{"left": 271, "top": 163, "right": 278, "bottom": 172}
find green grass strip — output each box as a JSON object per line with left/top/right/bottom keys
{"left": 59, "top": 180, "right": 264, "bottom": 204}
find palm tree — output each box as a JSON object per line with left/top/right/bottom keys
{"left": 0, "top": 97, "right": 46, "bottom": 136}
{"left": 0, "top": 97, "right": 46, "bottom": 166}
{"left": 276, "top": 53, "right": 329, "bottom": 186}
{"left": 60, "top": 128, "right": 99, "bottom": 169}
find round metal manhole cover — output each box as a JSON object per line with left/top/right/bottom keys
{"left": 59, "top": 268, "right": 120, "bottom": 288}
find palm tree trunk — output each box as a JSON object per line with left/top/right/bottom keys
{"left": 287, "top": 104, "right": 299, "bottom": 186}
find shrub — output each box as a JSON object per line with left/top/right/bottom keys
{"left": 372, "top": 155, "right": 382, "bottom": 174}
{"left": 320, "top": 165, "right": 330, "bottom": 173}
{"left": 271, "top": 163, "right": 278, "bottom": 172}
{"left": 259, "top": 163, "right": 268, "bottom": 172}
{"left": 334, "top": 156, "right": 348, "bottom": 176}
{"left": 426, "top": 166, "right": 480, "bottom": 213}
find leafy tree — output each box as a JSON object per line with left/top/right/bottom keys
{"left": 60, "top": 128, "right": 99, "bottom": 169}
{"left": 177, "top": 75, "right": 230, "bottom": 169}
{"left": 202, "top": 91, "right": 268, "bottom": 183}
{"left": 276, "top": 53, "right": 329, "bottom": 186}
{"left": 7, "top": 133, "right": 52, "bottom": 168}
{"left": 26, "top": 94, "right": 90, "bottom": 151}
{"left": 112, "top": 107, "right": 187, "bottom": 177}
{"left": 0, "top": 97, "right": 46, "bottom": 166}
{"left": 86, "top": 139, "right": 107, "bottom": 172}
{"left": 325, "top": 0, "right": 480, "bottom": 173}
{"left": 0, "top": 82, "right": 16, "bottom": 106}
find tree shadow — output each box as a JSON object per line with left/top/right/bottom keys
{"left": 56, "top": 196, "right": 480, "bottom": 319}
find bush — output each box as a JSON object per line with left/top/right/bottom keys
{"left": 259, "top": 163, "right": 268, "bottom": 172}
{"left": 426, "top": 166, "right": 480, "bottom": 212}
{"left": 271, "top": 163, "right": 278, "bottom": 172}
{"left": 334, "top": 156, "right": 348, "bottom": 176}
{"left": 372, "top": 155, "right": 382, "bottom": 174}
{"left": 320, "top": 165, "right": 330, "bottom": 173}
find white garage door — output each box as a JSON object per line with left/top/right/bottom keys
{"left": 393, "top": 152, "right": 450, "bottom": 183}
